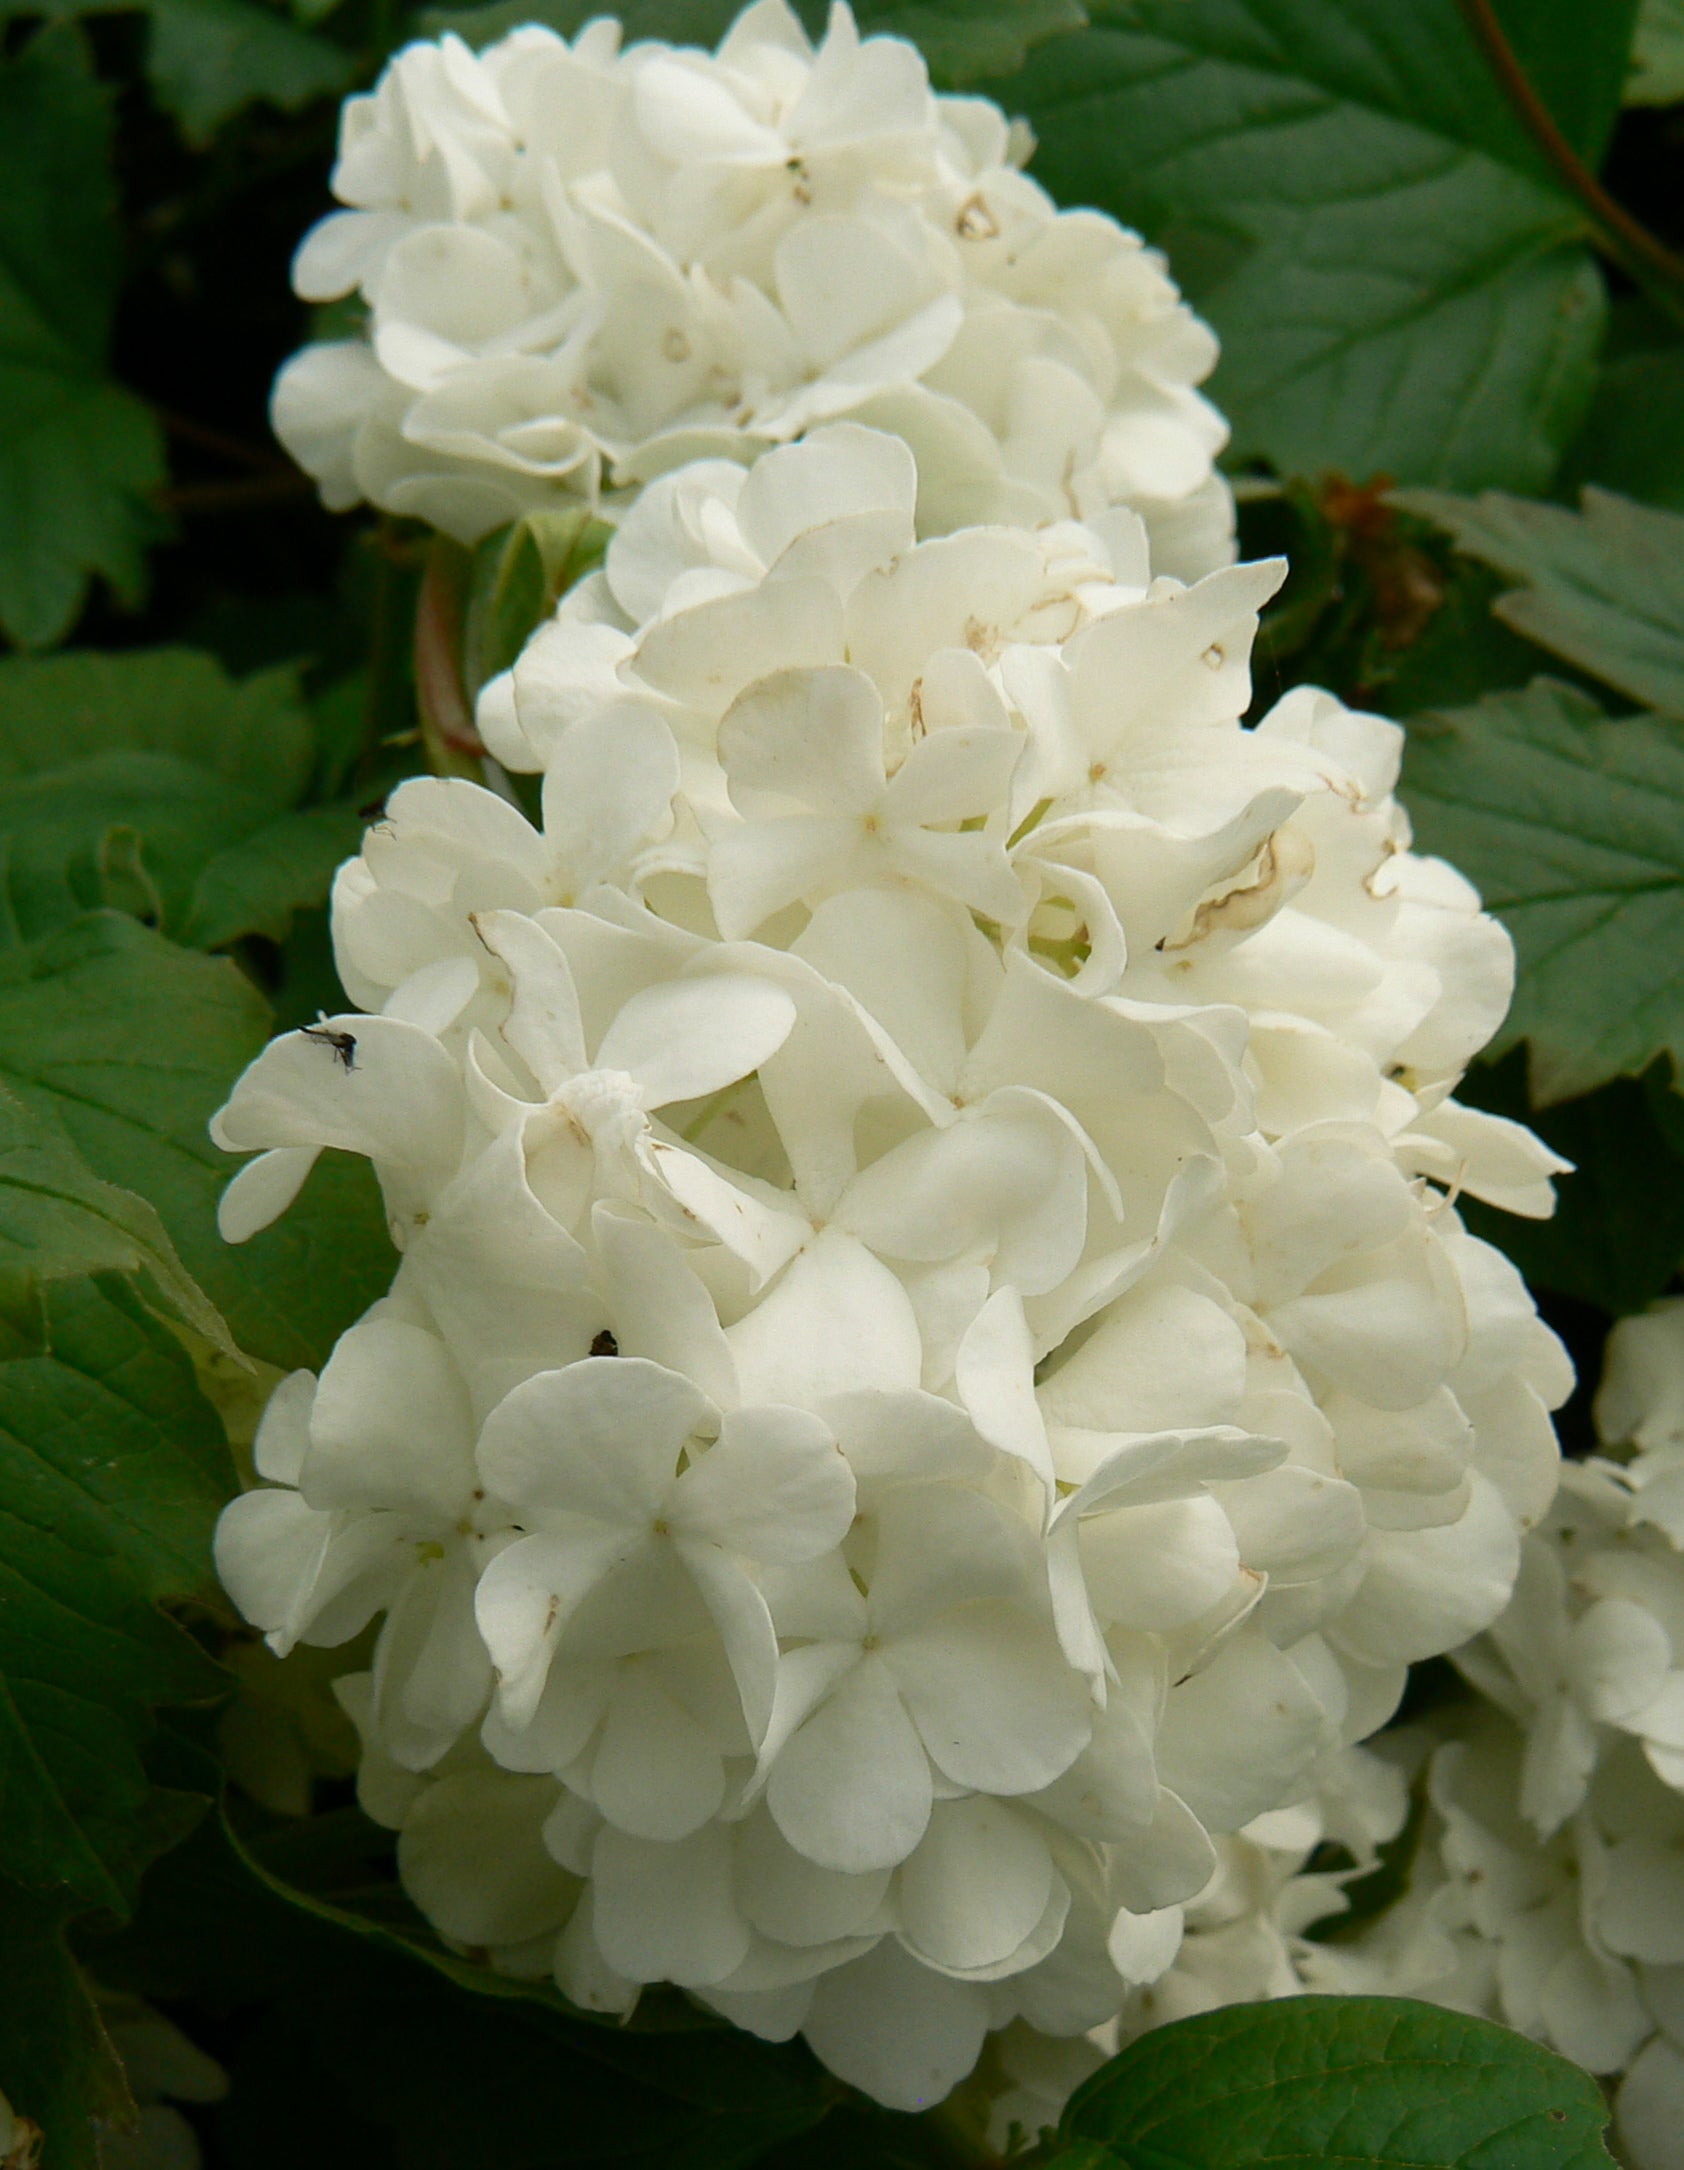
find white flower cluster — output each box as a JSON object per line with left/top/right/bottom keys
{"left": 272, "top": 0, "right": 1234, "bottom": 579}
{"left": 1416, "top": 1299, "right": 1684, "bottom": 2167}
{"left": 212, "top": 421, "right": 1568, "bottom": 2112}
{"left": 1106, "top": 1743, "right": 1413, "bottom": 2042}
{"left": 1122, "top": 1302, "right": 1684, "bottom": 2170}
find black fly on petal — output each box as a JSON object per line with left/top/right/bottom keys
{"left": 301, "top": 1023, "right": 358, "bottom": 1071}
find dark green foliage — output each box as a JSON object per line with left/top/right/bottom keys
{"left": 0, "top": 27, "right": 166, "bottom": 648}
{"left": 1403, "top": 679, "right": 1684, "bottom": 1101}
{"left": 1046, "top": 1998, "right": 1616, "bottom": 2168}
{"left": 0, "top": 1275, "right": 230, "bottom": 1915}
{"left": 0, "top": 647, "right": 365, "bottom": 947}
{"left": 998, "top": 0, "right": 1616, "bottom": 494}
{"left": 0, "top": 1880, "right": 134, "bottom": 2170}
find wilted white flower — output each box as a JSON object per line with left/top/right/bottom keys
{"left": 211, "top": 422, "right": 1567, "bottom": 2108}
{"left": 273, "top": 0, "right": 1233, "bottom": 577}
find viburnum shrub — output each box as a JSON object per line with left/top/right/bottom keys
{"left": 210, "top": 0, "right": 1584, "bottom": 2117}
{"left": 8, "top": 3, "right": 1684, "bottom": 2166}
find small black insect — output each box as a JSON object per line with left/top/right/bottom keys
{"left": 301, "top": 1024, "right": 358, "bottom": 1071}
{"left": 589, "top": 1328, "right": 619, "bottom": 1357}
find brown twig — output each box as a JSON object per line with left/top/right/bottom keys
{"left": 153, "top": 406, "right": 290, "bottom": 474}
{"left": 1456, "top": 0, "right": 1684, "bottom": 310}
{"left": 156, "top": 473, "right": 317, "bottom": 513}
{"left": 414, "top": 539, "right": 486, "bottom": 777}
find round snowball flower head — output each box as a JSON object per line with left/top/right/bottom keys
{"left": 271, "top": 0, "right": 1234, "bottom": 578}
{"left": 209, "top": 425, "right": 1570, "bottom": 2114}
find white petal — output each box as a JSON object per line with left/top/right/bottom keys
{"left": 890, "top": 1603, "right": 1091, "bottom": 1796}
{"left": 1107, "top": 1904, "right": 1185, "bottom": 1987}
{"left": 475, "top": 1530, "right": 636, "bottom": 1728}
{"left": 587, "top": 1666, "right": 727, "bottom": 1840}
{"left": 472, "top": 911, "right": 586, "bottom": 1093}
{"left": 1108, "top": 1787, "right": 1219, "bottom": 1914}
{"left": 1214, "top": 1465, "right": 1366, "bottom": 1586}
{"left": 218, "top": 1145, "right": 320, "bottom": 1242}
{"left": 213, "top": 1488, "right": 333, "bottom": 1641}
{"left": 801, "top": 1940, "right": 988, "bottom": 2113}
{"left": 632, "top": 576, "right": 845, "bottom": 717}
{"left": 212, "top": 1014, "right": 465, "bottom": 1188}
{"left": 1074, "top": 1494, "right": 1240, "bottom": 1632}
{"left": 1597, "top": 1836, "right": 1684, "bottom": 1964}
{"left": 302, "top": 1317, "right": 475, "bottom": 1520}
{"left": 598, "top": 972, "right": 798, "bottom": 1107}
{"left": 398, "top": 1769, "right": 575, "bottom": 1946}
{"left": 1334, "top": 1473, "right": 1521, "bottom": 1668}
{"left": 898, "top": 1798, "right": 1055, "bottom": 1975}
{"left": 719, "top": 665, "right": 886, "bottom": 818}
{"left": 553, "top": 1888, "right": 639, "bottom": 2016}
{"left": 952, "top": 1287, "right": 1055, "bottom": 1491}
{"left": 593, "top": 1204, "right": 738, "bottom": 1406}
{"left": 1618, "top": 2038, "right": 1684, "bottom": 2170}
{"left": 1568, "top": 1600, "right": 1673, "bottom": 1725}
{"left": 768, "top": 1655, "right": 933, "bottom": 1872}
{"left": 1156, "top": 1631, "right": 1329, "bottom": 1833}
{"left": 1039, "top": 1280, "right": 1247, "bottom": 1442}
{"left": 591, "top": 1820, "right": 750, "bottom": 1987}
{"left": 476, "top": 1356, "right": 708, "bottom": 1524}
{"left": 482, "top": 1657, "right": 611, "bottom": 1775}
{"left": 819, "top": 1389, "right": 993, "bottom": 1487}
{"left": 1032, "top": 1690, "right": 1160, "bottom": 1842}
{"left": 735, "top": 1808, "right": 892, "bottom": 1947}
{"left": 252, "top": 1369, "right": 316, "bottom": 1484}
{"left": 539, "top": 703, "right": 679, "bottom": 893}
{"left": 674, "top": 1404, "right": 855, "bottom": 1562}
{"left": 735, "top": 423, "right": 916, "bottom": 585}
{"left": 729, "top": 1231, "right": 923, "bottom": 1404}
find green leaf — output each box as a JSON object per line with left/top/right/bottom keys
{"left": 0, "top": 27, "right": 166, "bottom": 649}
{"left": 0, "top": 648, "right": 365, "bottom": 950}
{"left": 96, "top": 1796, "right": 835, "bottom": 2170}
{"left": 1562, "top": 346, "right": 1684, "bottom": 512}
{"left": 463, "top": 509, "right": 611, "bottom": 704}
{"left": 1055, "top": 1996, "right": 1614, "bottom": 2168}
{"left": 0, "top": 912, "right": 396, "bottom": 1370}
{"left": 1397, "top": 486, "right": 1684, "bottom": 717}
{"left": 419, "top": 0, "right": 1084, "bottom": 85}
{"left": 0, "top": 1084, "right": 230, "bottom": 1349}
{"left": 143, "top": 0, "right": 355, "bottom": 141}
{"left": 0, "top": 1878, "right": 132, "bottom": 2170}
{"left": 1491, "top": 0, "right": 1643, "bottom": 166}
{"left": 5, "top": 0, "right": 356, "bottom": 143}
{"left": 1402, "top": 679, "right": 1684, "bottom": 1101}
{"left": 1628, "top": 0, "right": 1684, "bottom": 106}
{"left": 0, "top": 1275, "right": 231, "bottom": 1916}
{"left": 1456, "top": 1053, "right": 1684, "bottom": 1315}
{"left": 1001, "top": 0, "right": 1610, "bottom": 493}
{"left": 852, "top": 0, "right": 1086, "bottom": 80}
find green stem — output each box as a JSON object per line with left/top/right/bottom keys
{"left": 1456, "top": 0, "right": 1684, "bottom": 325}
{"left": 414, "top": 538, "right": 487, "bottom": 780}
